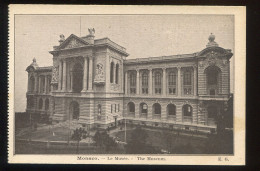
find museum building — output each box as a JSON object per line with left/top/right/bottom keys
{"left": 25, "top": 29, "right": 233, "bottom": 132}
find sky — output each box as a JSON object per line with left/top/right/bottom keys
{"left": 15, "top": 15, "right": 234, "bottom": 112}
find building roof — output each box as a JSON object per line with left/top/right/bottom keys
{"left": 49, "top": 33, "right": 129, "bottom": 56}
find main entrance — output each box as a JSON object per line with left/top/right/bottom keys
{"left": 70, "top": 101, "right": 80, "bottom": 120}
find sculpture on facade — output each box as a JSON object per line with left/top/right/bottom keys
{"left": 88, "top": 28, "right": 95, "bottom": 36}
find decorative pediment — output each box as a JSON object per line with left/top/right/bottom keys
{"left": 62, "top": 38, "right": 86, "bottom": 49}
{"left": 58, "top": 34, "right": 88, "bottom": 50}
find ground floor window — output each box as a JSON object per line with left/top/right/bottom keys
{"left": 153, "top": 103, "right": 161, "bottom": 115}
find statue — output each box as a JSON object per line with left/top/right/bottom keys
{"left": 60, "top": 34, "right": 65, "bottom": 41}
{"left": 88, "top": 28, "right": 95, "bottom": 36}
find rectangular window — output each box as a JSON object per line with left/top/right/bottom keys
{"left": 115, "top": 104, "right": 116, "bottom": 113}
{"left": 111, "top": 104, "right": 113, "bottom": 113}
{"left": 184, "top": 71, "right": 192, "bottom": 85}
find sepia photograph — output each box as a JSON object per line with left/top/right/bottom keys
{"left": 8, "top": 5, "right": 245, "bottom": 165}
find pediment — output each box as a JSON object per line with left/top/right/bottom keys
{"left": 198, "top": 46, "right": 227, "bottom": 57}
{"left": 58, "top": 34, "right": 88, "bottom": 50}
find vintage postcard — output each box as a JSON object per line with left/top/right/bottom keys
{"left": 8, "top": 5, "right": 246, "bottom": 165}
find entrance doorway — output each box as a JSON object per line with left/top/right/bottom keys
{"left": 72, "top": 63, "right": 83, "bottom": 93}
{"left": 70, "top": 101, "right": 80, "bottom": 120}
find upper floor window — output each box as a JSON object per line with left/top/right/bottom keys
{"left": 142, "top": 72, "right": 148, "bottom": 94}
{"left": 154, "top": 72, "right": 162, "bottom": 94}
{"left": 168, "top": 71, "right": 176, "bottom": 94}
{"left": 39, "top": 98, "right": 43, "bottom": 110}
{"left": 29, "top": 76, "right": 35, "bottom": 92}
{"left": 183, "top": 71, "right": 192, "bottom": 85}
{"left": 45, "top": 98, "right": 49, "bottom": 110}
{"left": 98, "top": 104, "right": 101, "bottom": 115}
{"left": 115, "top": 64, "right": 119, "bottom": 84}
{"left": 130, "top": 72, "right": 136, "bottom": 94}
{"left": 110, "top": 62, "right": 114, "bottom": 83}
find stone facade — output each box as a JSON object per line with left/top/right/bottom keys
{"left": 26, "top": 31, "right": 233, "bottom": 132}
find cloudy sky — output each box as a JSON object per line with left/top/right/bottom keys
{"left": 15, "top": 15, "right": 234, "bottom": 112}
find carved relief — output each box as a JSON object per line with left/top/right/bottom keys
{"left": 110, "top": 84, "right": 120, "bottom": 91}
{"left": 94, "top": 63, "right": 105, "bottom": 83}
{"left": 64, "top": 38, "right": 85, "bottom": 49}
{"left": 52, "top": 66, "right": 59, "bottom": 83}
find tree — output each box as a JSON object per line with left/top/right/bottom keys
{"left": 93, "top": 130, "right": 102, "bottom": 147}
{"left": 125, "top": 126, "right": 149, "bottom": 154}
{"left": 71, "top": 127, "right": 87, "bottom": 154}
{"left": 93, "top": 131, "right": 117, "bottom": 152}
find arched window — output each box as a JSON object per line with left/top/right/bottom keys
{"left": 110, "top": 62, "right": 114, "bottom": 83}
{"left": 168, "top": 71, "right": 176, "bottom": 94}
{"left": 183, "top": 104, "right": 192, "bottom": 117}
{"left": 128, "top": 102, "right": 135, "bottom": 113}
{"left": 183, "top": 69, "right": 192, "bottom": 95}
{"left": 115, "top": 64, "right": 119, "bottom": 84}
{"left": 140, "top": 103, "right": 148, "bottom": 114}
{"left": 167, "top": 104, "right": 176, "bottom": 115}
{"left": 153, "top": 103, "right": 161, "bottom": 115}
{"left": 130, "top": 72, "right": 136, "bottom": 94}
{"left": 142, "top": 72, "right": 148, "bottom": 94}
{"left": 29, "top": 76, "right": 35, "bottom": 92}
{"left": 154, "top": 72, "right": 162, "bottom": 94}
{"left": 39, "top": 98, "right": 43, "bottom": 110}
{"left": 45, "top": 99, "right": 49, "bottom": 110}
{"left": 206, "top": 66, "right": 220, "bottom": 95}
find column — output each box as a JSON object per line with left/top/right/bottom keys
{"left": 44, "top": 75, "right": 48, "bottom": 94}
{"left": 70, "top": 72, "right": 73, "bottom": 92}
{"left": 124, "top": 71, "right": 128, "bottom": 94}
{"left": 113, "top": 63, "right": 116, "bottom": 83}
{"left": 162, "top": 68, "right": 166, "bottom": 96}
{"left": 193, "top": 65, "right": 197, "bottom": 96}
{"left": 177, "top": 66, "right": 182, "bottom": 97}
{"left": 62, "top": 60, "right": 67, "bottom": 92}
{"left": 82, "top": 57, "right": 88, "bottom": 92}
{"left": 88, "top": 56, "right": 93, "bottom": 91}
{"left": 38, "top": 76, "right": 41, "bottom": 93}
{"left": 149, "top": 69, "right": 153, "bottom": 95}
{"left": 34, "top": 74, "right": 38, "bottom": 93}
{"left": 136, "top": 69, "right": 140, "bottom": 94}
{"left": 58, "top": 60, "right": 62, "bottom": 91}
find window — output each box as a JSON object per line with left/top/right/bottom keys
{"left": 118, "top": 104, "right": 120, "bottom": 112}
{"left": 115, "top": 64, "right": 119, "bottom": 84}
{"left": 128, "top": 102, "right": 135, "bottom": 113}
{"left": 168, "top": 72, "right": 176, "bottom": 95}
{"left": 142, "top": 72, "right": 148, "bottom": 94}
{"left": 45, "top": 99, "right": 49, "bottom": 110}
{"left": 115, "top": 104, "right": 116, "bottom": 113}
{"left": 130, "top": 72, "right": 136, "bottom": 94}
{"left": 183, "top": 104, "right": 192, "bottom": 117}
{"left": 111, "top": 104, "right": 113, "bottom": 113}
{"left": 29, "top": 76, "right": 35, "bottom": 92}
{"left": 98, "top": 104, "right": 101, "bottom": 115}
{"left": 208, "top": 70, "right": 218, "bottom": 85}
{"left": 154, "top": 72, "right": 162, "bottom": 94}
{"left": 110, "top": 62, "right": 114, "bottom": 83}
{"left": 140, "top": 103, "right": 148, "bottom": 114}
{"left": 39, "top": 98, "right": 43, "bottom": 109}
{"left": 167, "top": 104, "right": 176, "bottom": 115}
{"left": 184, "top": 71, "right": 191, "bottom": 85}
{"left": 153, "top": 103, "right": 161, "bottom": 115}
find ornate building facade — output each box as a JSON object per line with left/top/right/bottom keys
{"left": 26, "top": 30, "right": 233, "bottom": 132}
